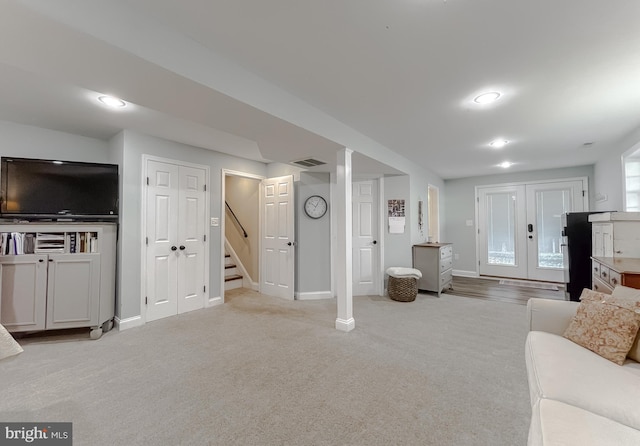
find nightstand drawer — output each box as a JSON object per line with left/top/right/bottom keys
{"left": 599, "top": 265, "right": 611, "bottom": 282}
{"left": 592, "top": 259, "right": 601, "bottom": 276}
{"left": 593, "top": 275, "right": 613, "bottom": 294}
{"left": 440, "top": 269, "right": 452, "bottom": 286}
{"left": 608, "top": 269, "right": 621, "bottom": 288}
{"left": 440, "top": 256, "right": 453, "bottom": 272}
{"left": 440, "top": 245, "right": 452, "bottom": 259}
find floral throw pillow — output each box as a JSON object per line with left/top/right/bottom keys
{"left": 563, "top": 289, "right": 640, "bottom": 365}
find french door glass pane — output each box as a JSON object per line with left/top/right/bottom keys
{"left": 536, "top": 189, "right": 571, "bottom": 269}
{"left": 487, "top": 192, "right": 516, "bottom": 266}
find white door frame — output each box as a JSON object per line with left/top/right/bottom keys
{"left": 221, "top": 169, "right": 265, "bottom": 303}
{"left": 474, "top": 176, "right": 588, "bottom": 279}
{"left": 140, "top": 154, "right": 210, "bottom": 323}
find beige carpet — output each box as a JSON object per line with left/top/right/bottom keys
{"left": 0, "top": 290, "right": 530, "bottom": 445}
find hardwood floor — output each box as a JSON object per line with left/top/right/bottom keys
{"left": 442, "top": 276, "right": 566, "bottom": 305}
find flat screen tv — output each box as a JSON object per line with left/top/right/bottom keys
{"left": 0, "top": 157, "right": 119, "bottom": 220}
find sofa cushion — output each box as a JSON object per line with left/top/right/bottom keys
{"left": 563, "top": 289, "right": 640, "bottom": 365}
{"left": 528, "top": 398, "right": 640, "bottom": 446}
{"left": 526, "top": 331, "right": 640, "bottom": 431}
{"left": 612, "top": 285, "right": 640, "bottom": 362}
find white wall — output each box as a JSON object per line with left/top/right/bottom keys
{"left": 0, "top": 120, "right": 110, "bottom": 162}
{"left": 296, "top": 172, "right": 331, "bottom": 295}
{"left": 444, "top": 165, "right": 595, "bottom": 275}
{"left": 593, "top": 125, "right": 640, "bottom": 212}
{"left": 117, "top": 130, "right": 268, "bottom": 320}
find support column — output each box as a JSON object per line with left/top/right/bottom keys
{"left": 335, "top": 148, "right": 355, "bottom": 332}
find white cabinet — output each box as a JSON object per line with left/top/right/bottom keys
{"left": 412, "top": 243, "right": 453, "bottom": 296}
{"left": 589, "top": 212, "right": 640, "bottom": 257}
{"left": 0, "top": 223, "right": 116, "bottom": 338}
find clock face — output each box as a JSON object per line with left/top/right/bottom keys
{"left": 304, "top": 195, "right": 327, "bottom": 219}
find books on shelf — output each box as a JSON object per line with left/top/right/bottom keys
{"left": 0, "top": 231, "right": 99, "bottom": 255}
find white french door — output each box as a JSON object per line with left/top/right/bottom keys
{"left": 352, "top": 180, "right": 379, "bottom": 296}
{"left": 478, "top": 179, "right": 587, "bottom": 282}
{"left": 145, "top": 159, "right": 207, "bottom": 322}
{"left": 260, "top": 175, "right": 295, "bottom": 300}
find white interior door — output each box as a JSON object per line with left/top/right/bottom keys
{"left": 478, "top": 179, "right": 587, "bottom": 282}
{"left": 525, "top": 180, "right": 585, "bottom": 282}
{"left": 145, "top": 159, "right": 208, "bottom": 322}
{"left": 352, "top": 180, "right": 379, "bottom": 296}
{"left": 478, "top": 185, "right": 528, "bottom": 279}
{"left": 146, "top": 160, "right": 179, "bottom": 322}
{"left": 177, "top": 166, "right": 206, "bottom": 314}
{"left": 260, "top": 175, "right": 294, "bottom": 300}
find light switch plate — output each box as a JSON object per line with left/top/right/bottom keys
{"left": 211, "top": 217, "right": 219, "bottom": 227}
{"left": 466, "top": 220, "right": 473, "bottom": 227}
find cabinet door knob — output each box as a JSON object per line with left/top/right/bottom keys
{"left": 38, "top": 259, "right": 44, "bottom": 263}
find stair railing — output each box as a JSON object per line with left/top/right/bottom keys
{"left": 225, "top": 201, "right": 248, "bottom": 238}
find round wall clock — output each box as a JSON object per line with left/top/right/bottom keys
{"left": 304, "top": 195, "right": 328, "bottom": 219}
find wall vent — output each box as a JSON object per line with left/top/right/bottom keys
{"left": 290, "top": 158, "right": 327, "bottom": 168}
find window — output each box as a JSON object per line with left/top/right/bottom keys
{"left": 623, "top": 145, "right": 640, "bottom": 212}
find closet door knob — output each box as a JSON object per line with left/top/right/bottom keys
{"left": 179, "top": 245, "right": 185, "bottom": 250}
{"left": 171, "top": 246, "right": 177, "bottom": 251}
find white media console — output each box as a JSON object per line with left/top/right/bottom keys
{"left": 0, "top": 221, "right": 116, "bottom": 339}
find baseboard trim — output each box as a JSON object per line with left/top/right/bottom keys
{"left": 249, "top": 281, "right": 259, "bottom": 291}
{"left": 335, "top": 317, "right": 355, "bottom": 332}
{"left": 453, "top": 269, "right": 479, "bottom": 278}
{"left": 115, "top": 315, "right": 143, "bottom": 331}
{"left": 296, "top": 291, "right": 334, "bottom": 300}
{"left": 207, "top": 296, "right": 223, "bottom": 307}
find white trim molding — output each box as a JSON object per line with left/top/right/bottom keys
{"left": 115, "top": 315, "right": 144, "bottom": 331}
{"left": 453, "top": 270, "right": 479, "bottom": 278}
{"left": 296, "top": 291, "right": 334, "bottom": 300}
{"left": 207, "top": 296, "right": 223, "bottom": 307}
{"left": 335, "top": 317, "right": 355, "bottom": 332}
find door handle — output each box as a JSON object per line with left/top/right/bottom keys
{"left": 372, "top": 240, "right": 377, "bottom": 245}
{"left": 179, "top": 245, "right": 186, "bottom": 250}
{"left": 527, "top": 224, "right": 533, "bottom": 233}
{"left": 171, "top": 246, "right": 177, "bottom": 251}
{"left": 287, "top": 242, "right": 295, "bottom": 246}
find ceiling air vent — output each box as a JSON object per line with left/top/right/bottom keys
{"left": 290, "top": 158, "right": 327, "bottom": 168}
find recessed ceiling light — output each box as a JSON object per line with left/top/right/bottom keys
{"left": 474, "top": 91, "right": 501, "bottom": 104}
{"left": 499, "top": 161, "right": 513, "bottom": 169}
{"left": 97, "top": 95, "right": 126, "bottom": 108}
{"left": 489, "top": 139, "right": 509, "bottom": 148}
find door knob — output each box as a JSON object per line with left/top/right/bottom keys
{"left": 171, "top": 246, "right": 177, "bottom": 251}
{"left": 373, "top": 240, "right": 377, "bottom": 245}
{"left": 179, "top": 245, "right": 186, "bottom": 250}
{"left": 287, "top": 242, "right": 293, "bottom": 246}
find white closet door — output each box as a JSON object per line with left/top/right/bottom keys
{"left": 260, "top": 175, "right": 294, "bottom": 300}
{"left": 146, "top": 160, "right": 179, "bottom": 322}
{"left": 352, "top": 180, "right": 379, "bottom": 296}
{"left": 177, "top": 166, "right": 206, "bottom": 314}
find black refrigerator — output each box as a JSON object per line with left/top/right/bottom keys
{"left": 561, "top": 211, "right": 608, "bottom": 301}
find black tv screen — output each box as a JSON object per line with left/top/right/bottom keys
{"left": 1, "top": 157, "right": 119, "bottom": 219}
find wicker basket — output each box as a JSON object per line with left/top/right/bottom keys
{"left": 388, "top": 276, "right": 418, "bottom": 302}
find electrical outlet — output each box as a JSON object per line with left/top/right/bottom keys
{"left": 454, "top": 253, "right": 460, "bottom": 260}
{"left": 210, "top": 217, "right": 219, "bottom": 227}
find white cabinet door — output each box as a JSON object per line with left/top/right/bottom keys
{"left": 46, "top": 254, "right": 100, "bottom": 329}
{"left": 261, "top": 175, "right": 294, "bottom": 300}
{"left": 0, "top": 254, "right": 47, "bottom": 331}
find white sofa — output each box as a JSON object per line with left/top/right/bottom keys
{"left": 525, "top": 298, "right": 640, "bottom": 446}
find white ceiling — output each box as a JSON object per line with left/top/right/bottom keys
{"left": 3, "top": 0, "right": 640, "bottom": 179}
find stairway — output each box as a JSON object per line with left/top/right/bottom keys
{"left": 224, "top": 252, "right": 243, "bottom": 290}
